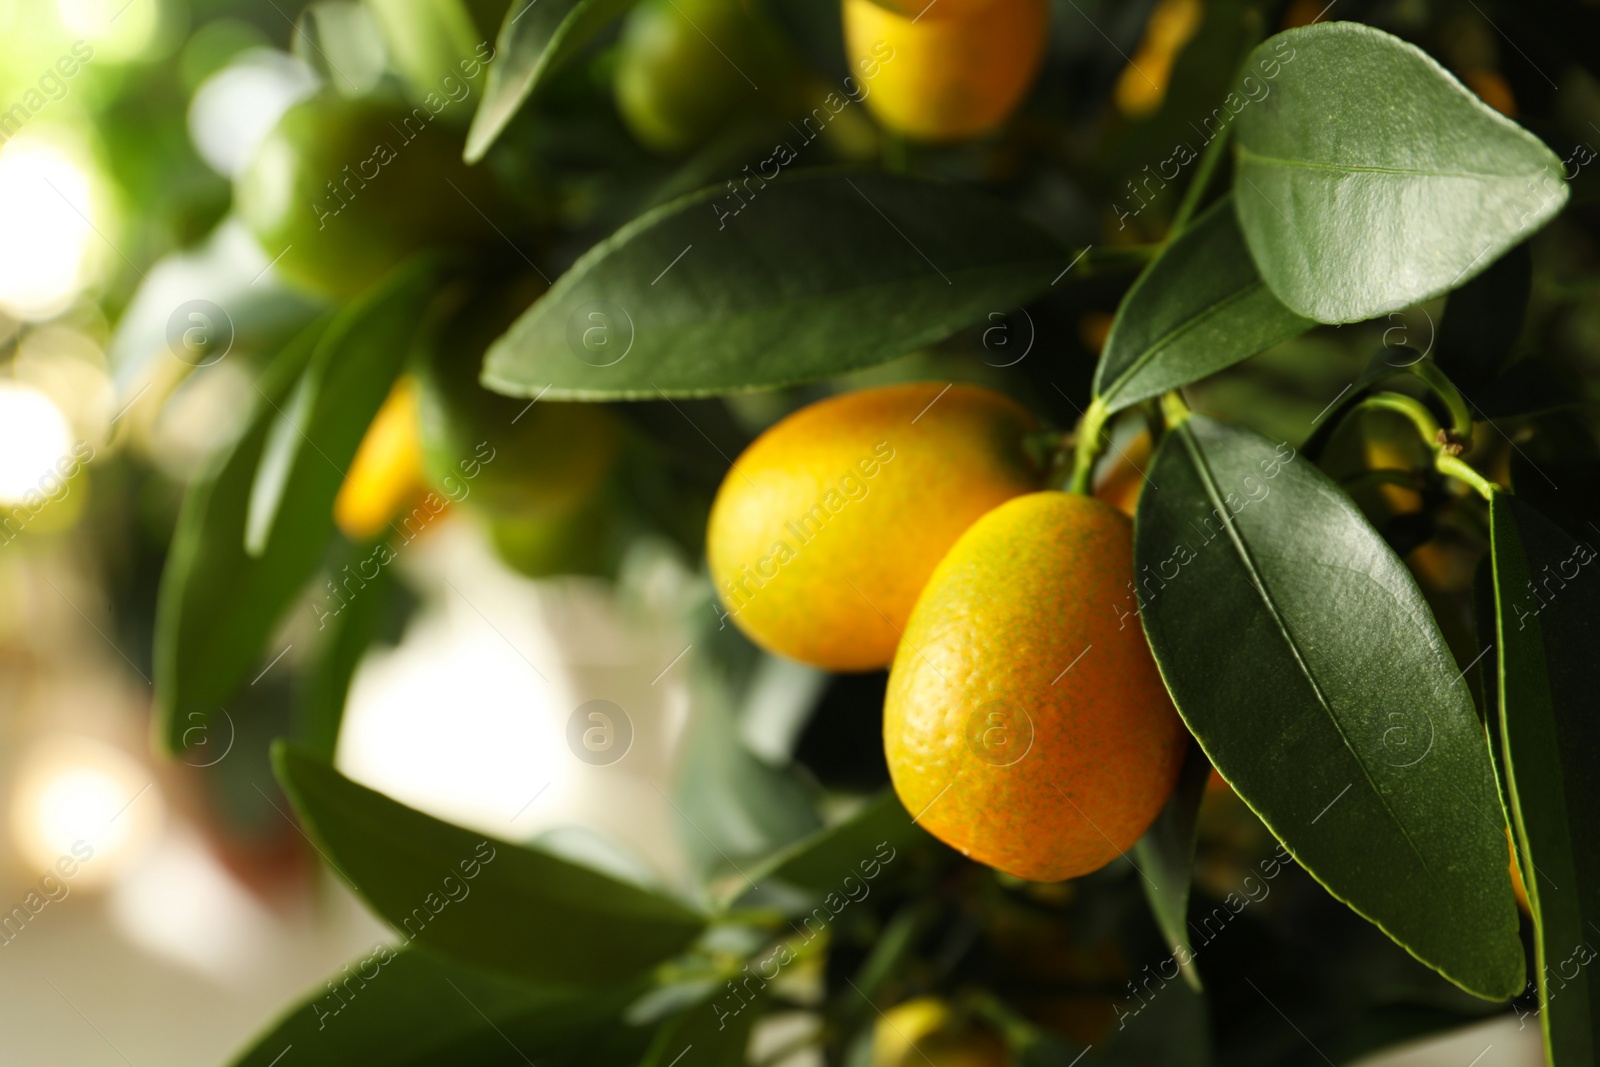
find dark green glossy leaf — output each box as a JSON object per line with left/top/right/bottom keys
{"left": 1093, "top": 195, "right": 1312, "bottom": 412}
{"left": 154, "top": 263, "right": 437, "bottom": 755}
{"left": 272, "top": 742, "right": 707, "bottom": 985}
{"left": 1487, "top": 490, "right": 1600, "bottom": 1064}
{"left": 1130, "top": 740, "right": 1212, "bottom": 992}
{"left": 465, "top": 0, "right": 640, "bottom": 162}
{"left": 230, "top": 947, "right": 649, "bottom": 1066}
{"left": 1135, "top": 414, "right": 1523, "bottom": 999}
{"left": 481, "top": 171, "right": 1068, "bottom": 399}
{"left": 1234, "top": 23, "right": 1567, "bottom": 322}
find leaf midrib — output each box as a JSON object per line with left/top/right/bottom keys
{"left": 1176, "top": 424, "right": 1435, "bottom": 877}
{"left": 1237, "top": 144, "right": 1529, "bottom": 181}
{"left": 494, "top": 257, "right": 1060, "bottom": 395}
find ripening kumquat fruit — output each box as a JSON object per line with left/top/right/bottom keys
{"left": 885, "top": 491, "right": 1187, "bottom": 881}
{"left": 237, "top": 95, "right": 494, "bottom": 298}
{"left": 842, "top": 0, "right": 1049, "bottom": 141}
{"left": 334, "top": 377, "right": 431, "bottom": 541}
{"left": 415, "top": 281, "right": 623, "bottom": 522}
{"left": 873, "top": 998, "right": 1007, "bottom": 1067}
{"left": 1114, "top": 0, "right": 1201, "bottom": 117}
{"left": 614, "top": 0, "right": 785, "bottom": 154}
{"left": 706, "top": 382, "right": 1045, "bottom": 671}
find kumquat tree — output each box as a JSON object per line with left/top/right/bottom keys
{"left": 3, "top": 0, "right": 1598, "bottom": 1065}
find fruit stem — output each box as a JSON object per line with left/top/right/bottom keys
{"left": 1353, "top": 392, "right": 1442, "bottom": 448}
{"left": 1407, "top": 359, "right": 1476, "bottom": 442}
{"left": 1348, "top": 392, "right": 1499, "bottom": 501}
{"left": 1065, "top": 396, "right": 1110, "bottom": 495}
{"left": 1437, "top": 453, "right": 1498, "bottom": 502}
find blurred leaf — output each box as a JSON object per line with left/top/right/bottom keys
{"left": 273, "top": 743, "right": 707, "bottom": 985}
{"left": 1234, "top": 23, "right": 1567, "bottom": 322}
{"left": 109, "top": 219, "right": 322, "bottom": 393}
{"left": 293, "top": 537, "right": 400, "bottom": 761}
{"left": 1509, "top": 410, "right": 1600, "bottom": 543}
{"left": 730, "top": 789, "right": 930, "bottom": 908}
{"left": 640, "top": 987, "right": 765, "bottom": 1067}
{"left": 1097, "top": 979, "right": 1212, "bottom": 1067}
{"left": 155, "top": 263, "right": 437, "bottom": 756}
{"left": 1134, "top": 414, "right": 1523, "bottom": 999}
{"left": 465, "top": 0, "right": 643, "bottom": 162}
{"left": 675, "top": 664, "right": 822, "bottom": 884}
{"left": 1130, "top": 740, "right": 1212, "bottom": 992}
{"left": 1486, "top": 490, "right": 1600, "bottom": 1065}
{"left": 1474, "top": 355, "right": 1586, "bottom": 420}
{"left": 481, "top": 171, "right": 1068, "bottom": 399}
{"left": 247, "top": 259, "right": 439, "bottom": 556}
{"left": 1435, "top": 243, "right": 1532, "bottom": 393}
{"left": 1093, "top": 195, "right": 1311, "bottom": 412}
{"left": 294, "top": 2, "right": 388, "bottom": 93}
{"left": 229, "top": 946, "right": 649, "bottom": 1066}
{"left": 245, "top": 370, "right": 316, "bottom": 556}
{"left": 367, "top": 0, "right": 486, "bottom": 103}
{"left": 1014, "top": 1031, "right": 1094, "bottom": 1067}
{"left": 154, "top": 319, "right": 326, "bottom": 756}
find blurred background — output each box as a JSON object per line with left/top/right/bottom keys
{"left": 0, "top": 0, "right": 1590, "bottom": 1062}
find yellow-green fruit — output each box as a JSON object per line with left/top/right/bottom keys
{"left": 885, "top": 491, "right": 1187, "bottom": 881}
{"left": 707, "top": 382, "right": 1045, "bottom": 671}
{"left": 237, "top": 95, "right": 494, "bottom": 298}
{"left": 613, "top": 0, "right": 778, "bottom": 153}
{"left": 843, "top": 0, "right": 1049, "bottom": 141}
{"left": 486, "top": 492, "right": 618, "bottom": 579}
{"left": 873, "top": 997, "right": 1007, "bottom": 1067}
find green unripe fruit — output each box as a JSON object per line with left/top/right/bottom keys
{"left": 237, "top": 94, "right": 495, "bottom": 298}
{"left": 486, "top": 493, "right": 619, "bottom": 579}
{"left": 416, "top": 280, "right": 624, "bottom": 521}
{"left": 613, "top": 0, "right": 782, "bottom": 154}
